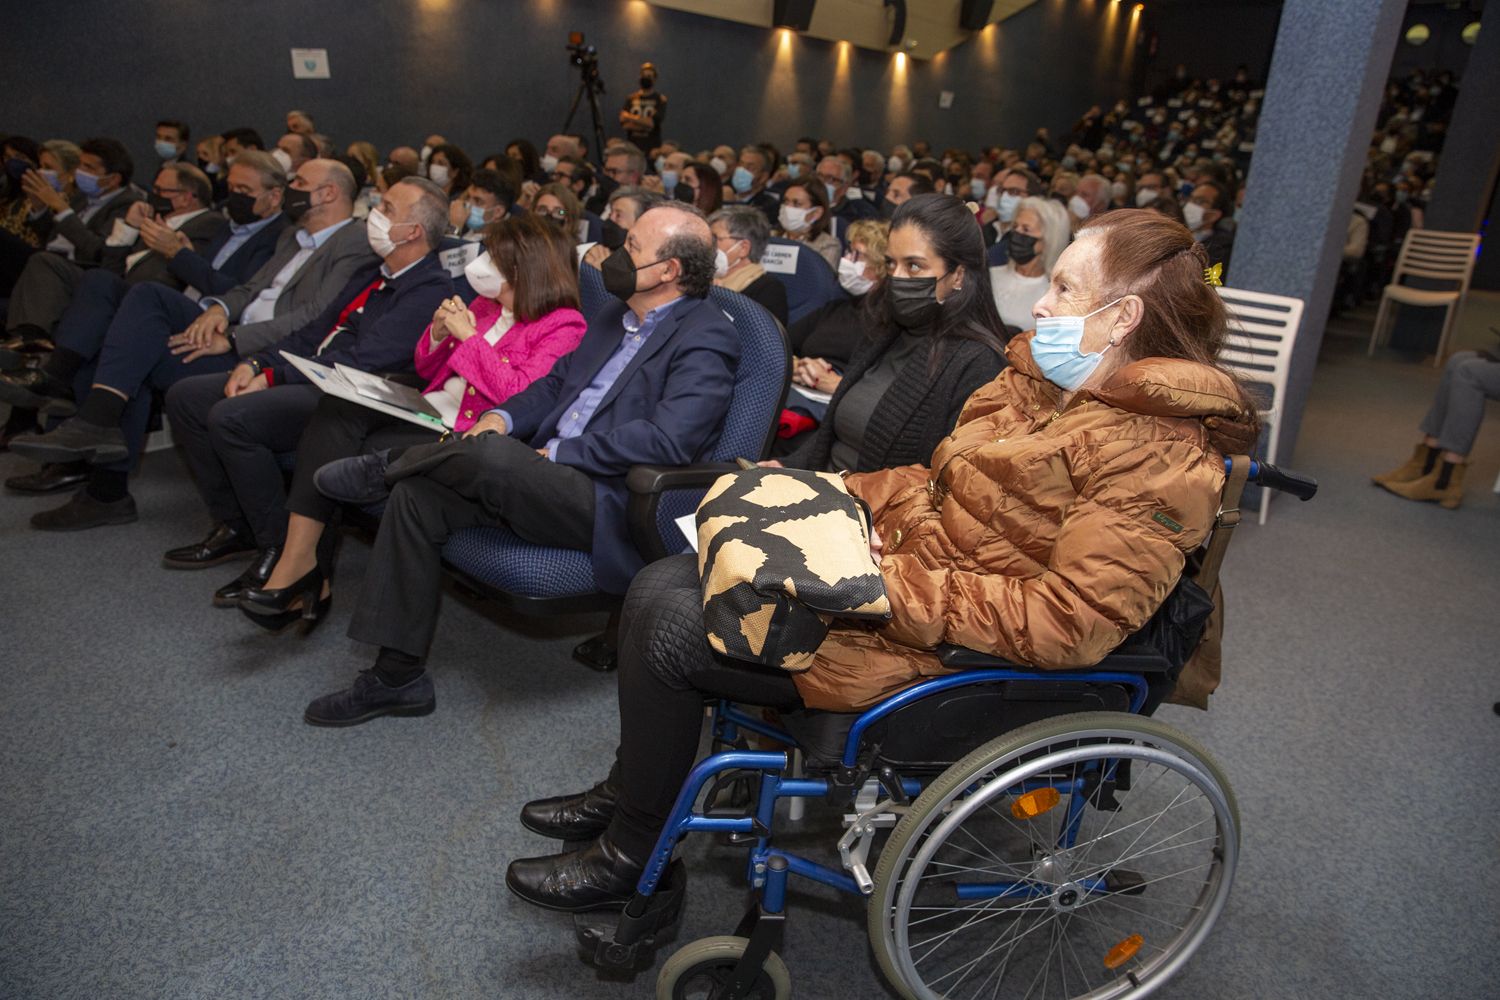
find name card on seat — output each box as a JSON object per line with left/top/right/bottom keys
{"left": 439, "top": 241, "right": 482, "bottom": 277}
{"left": 761, "top": 243, "right": 800, "bottom": 275}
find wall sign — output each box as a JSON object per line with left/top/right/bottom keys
{"left": 291, "top": 48, "right": 331, "bottom": 79}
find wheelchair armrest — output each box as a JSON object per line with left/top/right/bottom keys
{"left": 935, "top": 642, "right": 1174, "bottom": 674}
{"left": 624, "top": 462, "right": 742, "bottom": 563}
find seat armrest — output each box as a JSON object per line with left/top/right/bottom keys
{"left": 624, "top": 462, "right": 742, "bottom": 563}
{"left": 936, "top": 644, "right": 1027, "bottom": 670}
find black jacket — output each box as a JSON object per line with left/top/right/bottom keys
{"left": 167, "top": 213, "right": 290, "bottom": 297}
{"left": 787, "top": 295, "right": 869, "bottom": 368}
{"left": 740, "top": 271, "right": 789, "bottom": 328}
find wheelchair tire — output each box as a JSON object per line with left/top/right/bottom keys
{"left": 656, "top": 935, "right": 791, "bottom": 1000}
{"left": 867, "top": 712, "right": 1238, "bottom": 1000}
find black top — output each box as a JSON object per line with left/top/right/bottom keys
{"left": 621, "top": 88, "right": 667, "bottom": 148}
{"left": 740, "top": 271, "right": 789, "bottom": 327}
{"left": 787, "top": 295, "right": 869, "bottom": 368}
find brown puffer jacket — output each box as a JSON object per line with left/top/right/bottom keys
{"left": 791, "top": 333, "right": 1260, "bottom": 712}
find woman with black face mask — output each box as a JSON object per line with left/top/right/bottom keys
{"left": 773, "top": 193, "right": 1010, "bottom": 473}
{"left": 989, "top": 195, "right": 1070, "bottom": 332}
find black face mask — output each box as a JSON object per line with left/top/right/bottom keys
{"left": 5, "top": 158, "right": 30, "bottom": 183}
{"left": 887, "top": 276, "right": 942, "bottom": 330}
{"left": 674, "top": 184, "right": 696, "bottom": 204}
{"left": 225, "top": 191, "right": 260, "bottom": 226}
{"left": 600, "top": 246, "right": 668, "bottom": 302}
{"left": 282, "top": 186, "right": 313, "bottom": 222}
{"left": 594, "top": 173, "right": 620, "bottom": 202}
{"left": 1008, "top": 231, "right": 1039, "bottom": 265}
{"left": 640, "top": 77, "right": 654, "bottom": 90}
{"left": 600, "top": 218, "right": 628, "bottom": 250}
{"left": 879, "top": 198, "right": 897, "bottom": 221}
{"left": 148, "top": 194, "right": 176, "bottom": 217}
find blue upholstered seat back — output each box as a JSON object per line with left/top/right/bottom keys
{"left": 763, "top": 237, "right": 848, "bottom": 325}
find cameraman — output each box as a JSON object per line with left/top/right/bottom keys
{"left": 619, "top": 62, "right": 666, "bottom": 150}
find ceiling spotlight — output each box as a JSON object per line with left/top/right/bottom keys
{"left": 905, "top": 38, "right": 919, "bottom": 49}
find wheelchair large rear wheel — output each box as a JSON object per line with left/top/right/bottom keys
{"left": 868, "top": 712, "right": 1238, "bottom": 999}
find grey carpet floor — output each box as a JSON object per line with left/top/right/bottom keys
{"left": 2, "top": 311, "right": 1498, "bottom": 999}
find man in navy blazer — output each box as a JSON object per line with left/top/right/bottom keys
{"left": 303, "top": 202, "right": 737, "bottom": 727}
{"left": 164, "top": 151, "right": 291, "bottom": 297}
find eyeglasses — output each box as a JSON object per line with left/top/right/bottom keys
{"left": 153, "top": 186, "right": 187, "bottom": 197}
{"left": 540, "top": 208, "right": 568, "bottom": 220}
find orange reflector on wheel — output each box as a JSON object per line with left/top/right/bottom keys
{"left": 1103, "top": 934, "right": 1144, "bottom": 969}
{"left": 1010, "top": 787, "right": 1060, "bottom": 820}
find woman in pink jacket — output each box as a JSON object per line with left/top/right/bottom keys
{"left": 238, "top": 215, "right": 587, "bottom": 629}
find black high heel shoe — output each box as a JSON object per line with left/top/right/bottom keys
{"left": 237, "top": 566, "right": 331, "bottom": 635}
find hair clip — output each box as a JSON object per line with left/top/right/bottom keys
{"left": 1203, "top": 262, "right": 1223, "bottom": 287}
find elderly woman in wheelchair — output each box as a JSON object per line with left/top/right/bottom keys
{"left": 507, "top": 209, "right": 1277, "bottom": 998}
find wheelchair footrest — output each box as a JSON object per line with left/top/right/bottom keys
{"left": 573, "top": 859, "right": 688, "bottom": 972}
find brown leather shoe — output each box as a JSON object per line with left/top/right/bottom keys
{"left": 1371, "top": 443, "right": 1431, "bottom": 486}
{"left": 1378, "top": 464, "right": 1466, "bottom": 509}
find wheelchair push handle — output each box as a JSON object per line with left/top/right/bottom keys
{"left": 1230, "top": 458, "right": 1318, "bottom": 501}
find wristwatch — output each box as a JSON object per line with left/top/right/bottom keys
{"left": 245, "top": 358, "right": 265, "bottom": 377}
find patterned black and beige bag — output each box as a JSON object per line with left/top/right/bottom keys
{"left": 697, "top": 467, "right": 892, "bottom": 671}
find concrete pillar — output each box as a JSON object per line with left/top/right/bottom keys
{"left": 1229, "top": 0, "right": 1407, "bottom": 463}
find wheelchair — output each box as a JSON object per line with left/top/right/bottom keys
{"left": 571, "top": 457, "right": 1317, "bottom": 1000}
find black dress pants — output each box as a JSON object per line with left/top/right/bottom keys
{"left": 605, "top": 554, "right": 804, "bottom": 861}
{"left": 347, "top": 432, "right": 596, "bottom": 659}
{"left": 285, "top": 394, "right": 438, "bottom": 525}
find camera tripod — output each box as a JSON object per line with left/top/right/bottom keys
{"left": 564, "top": 55, "right": 608, "bottom": 166}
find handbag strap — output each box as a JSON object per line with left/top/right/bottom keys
{"left": 1194, "top": 454, "right": 1250, "bottom": 593}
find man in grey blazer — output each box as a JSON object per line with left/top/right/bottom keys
{"left": 9, "top": 159, "right": 378, "bottom": 530}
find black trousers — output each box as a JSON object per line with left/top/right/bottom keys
{"left": 605, "top": 555, "right": 804, "bottom": 861}
{"left": 164, "top": 376, "right": 324, "bottom": 549}
{"left": 286, "top": 394, "right": 439, "bottom": 525}
{"left": 347, "top": 432, "right": 596, "bottom": 659}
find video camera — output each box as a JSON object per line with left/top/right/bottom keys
{"left": 567, "top": 31, "right": 601, "bottom": 83}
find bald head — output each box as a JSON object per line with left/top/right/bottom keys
{"left": 628, "top": 203, "right": 716, "bottom": 300}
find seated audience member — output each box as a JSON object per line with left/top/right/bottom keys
{"left": 7, "top": 159, "right": 376, "bottom": 530}
{"left": 540, "top": 134, "right": 582, "bottom": 174}
{"left": 427, "top": 144, "right": 473, "bottom": 201}
{"left": 979, "top": 166, "right": 1042, "bottom": 254}
{"left": 225, "top": 215, "right": 588, "bottom": 626}
{"left": 989, "top": 196, "right": 1070, "bottom": 331}
{"left": 161, "top": 177, "right": 454, "bottom": 603}
{"left": 298, "top": 202, "right": 738, "bottom": 725}
{"left": 504, "top": 139, "right": 546, "bottom": 185}
{"left": 158, "top": 151, "right": 290, "bottom": 298}
{"left": 505, "top": 208, "right": 1261, "bottom": 912}
{"left": 677, "top": 161, "right": 723, "bottom": 215}
{"left": 708, "top": 205, "right": 788, "bottom": 326}
{"left": 273, "top": 132, "right": 318, "bottom": 176}
{"left": 728, "top": 145, "right": 779, "bottom": 224}
{"left": 1, "top": 138, "right": 142, "bottom": 298}
{"left": 587, "top": 143, "right": 646, "bottom": 215}
{"left": 942, "top": 155, "right": 972, "bottom": 198}
{"left": 774, "top": 177, "right": 840, "bottom": 271}
{"left": 1134, "top": 170, "right": 1167, "bottom": 207}
{"left": 1, "top": 137, "right": 50, "bottom": 252}
{"left": 645, "top": 150, "right": 689, "bottom": 201}
{"left": 1, "top": 162, "right": 222, "bottom": 356}
{"left": 285, "top": 110, "right": 316, "bottom": 136}
{"left": 861, "top": 149, "right": 888, "bottom": 199}
{"left": 532, "top": 183, "right": 586, "bottom": 247}
{"left": 1185, "top": 181, "right": 1236, "bottom": 275}
{"left": 582, "top": 186, "right": 663, "bottom": 269}
{"left": 880, "top": 171, "right": 935, "bottom": 220}
{"left": 708, "top": 144, "right": 735, "bottom": 179}
{"left": 153, "top": 120, "right": 190, "bottom": 166}
{"left": 776, "top": 195, "right": 1007, "bottom": 472}
{"left": 817, "top": 155, "right": 878, "bottom": 233}
{"left": 1143, "top": 190, "right": 1187, "bottom": 226}
{"left": 419, "top": 135, "right": 447, "bottom": 171}
{"left": 788, "top": 219, "right": 891, "bottom": 381}
{"left": 221, "top": 128, "right": 265, "bottom": 164}
{"left": 346, "top": 141, "right": 383, "bottom": 211}
{"left": 1073, "top": 173, "right": 1111, "bottom": 222}
{"left": 451, "top": 169, "right": 516, "bottom": 241}
{"left": 195, "top": 135, "right": 227, "bottom": 200}
{"left": 1372, "top": 350, "right": 1500, "bottom": 509}
{"left": 387, "top": 145, "right": 421, "bottom": 178}
{"left": 549, "top": 155, "right": 594, "bottom": 206}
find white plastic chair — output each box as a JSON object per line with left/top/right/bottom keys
{"left": 1365, "top": 228, "right": 1481, "bottom": 367}
{"left": 1216, "top": 286, "right": 1305, "bottom": 524}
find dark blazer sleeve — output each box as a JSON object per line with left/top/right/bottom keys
{"left": 502, "top": 304, "right": 628, "bottom": 439}
{"left": 264, "top": 260, "right": 452, "bottom": 384}
{"left": 552, "top": 304, "right": 741, "bottom": 475}
{"left": 52, "top": 191, "right": 141, "bottom": 266}
{"left": 232, "top": 225, "right": 382, "bottom": 356}
{"left": 169, "top": 216, "right": 287, "bottom": 297}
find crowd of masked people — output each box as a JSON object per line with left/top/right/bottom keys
{"left": 0, "top": 62, "right": 1452, "bottom": 907}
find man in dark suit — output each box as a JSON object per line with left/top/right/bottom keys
{"left": 160, "top": 177, "right": 453, "bottom": 604}
{"left": 7, "top": 159, "right": 377, "bottom": 530}
{"left": 300, "top": 202, "right": 737, "bottom": 727}
{"left": 0, "top": 163, "right": 224, "bottom": 355}
{"left": 162, "top": 150, "right": 289, "bottom": 298}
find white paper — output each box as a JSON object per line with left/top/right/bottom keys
{"left": 938, "top": 90, "right": 955, "bottom": 109}
{"left": 438, "top": 241, "right": 481, "bottom": 278}
{"left": 789, "top": 383, "right": 832, "bottom": 405}
{"left": 279, "top": 352, "right": 447, "bottom": 431}
{"left": 760, "top": 243, "right": 799, "bottom": 275}
{"left": 291, "top": 48, "right": 331, "bottom": 79}
{"left": 676, "top": 514, "right": 699, "bottom": 552}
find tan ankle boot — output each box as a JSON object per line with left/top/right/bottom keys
{"left": 1372, "top": 443, "right": 1431, "bottom": 486}
{"left": 1381, "top": 463, "right": 1466, "bottom": 509}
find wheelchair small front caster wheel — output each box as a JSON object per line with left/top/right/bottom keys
{"left": 656, "top": 935, "right": 790, "bottom": 999}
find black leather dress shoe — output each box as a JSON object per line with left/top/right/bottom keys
{"left": 314, "top": 449, "right": 394, "bottom": 505}
{"left": 520, "top": 775, "right": 620, "bottom": 841}
{"left": 163, "top": 523, "right": 258, "bottom": 569}
{"left": 212, "top": 546, "right": 280, "bottom": 607}
{"left": 5, "top": 461, "right": 88, "bottom": 495}
{"left": 30, "top": 491, "right": 138, "bottom": 531}
{"left": 9, "top": 417, "right": 127, "bottom": 465}
{"left": 303, "top": 669, "right": 436, "bottom": 727}
{"left": 506, "top": 835, "right": 645, "bottom": 913}
{"left": 0, "top": 368, "right": 73, "bottom": 409}
{"left": 0, "top": 334, "right": 53, "bottom": 371}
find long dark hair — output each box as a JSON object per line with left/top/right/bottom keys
{"left": 865, "top": 193, "right": 1010, "bottom": 360}
{"left": 685, "top": 160, "right": 723, "bottom": 213}
{"left": 485, "top": 214, "right": 581, "bottom": 323}
{"left": 505, "top": 138, "right": 542, "bottom": 180}
{"left": 430, "top": 143, "right": 473, "bottom": 195}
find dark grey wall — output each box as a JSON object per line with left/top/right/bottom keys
{"left": 4, "top": 0, "right": 1143, "bottom": 173}
{"left": 1390, "top": 2, "right": 1484, "bottom": 77}
{"left": 1141, "top": 1, "right": 1282, "bottom": 89}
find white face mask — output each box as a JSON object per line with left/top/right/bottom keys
{"left": 984, "top": 186, "right": 1002, "bottom": 211}
{"left": 1183, "top": 201, "right": 1207, "bottom": 231}
{"left": 1135, "top": 187, "right": 1159, "bottom": 207}
{"left": 887, "top": 155, "right": 904, "bottom": 174}
{"left": 710, "top": 156, "right": 729, "bottom": 177}
{"left": 464, "top": 251, "right": 508, "bottom": 300}
{"left": 714, "top": 248, "right": 730, "bottom": 278}
{"left": 837, "top": 255, "right": 875, "bottom": 296}
{"left": 419, "top": 145, "right": 433, "bottom": 162}
{"left": 539, "top": 154, "right": 559, "bottom": 173}
{"left": 428, "top": 163, "right": 451, "bottom": 187}
{"left": 1068, "top": 195, "right": 1092, "bottom": 220}
{"left": 778, "top": 204, "right": 814, "bottom": 233}
{"left": 365, "top": 208, "right": 414, "bottom": 258}
{"left": 271, "top": 148, "right": 294, "bottom": 173}
{"left": 1111, "top": 180, "right": 1128, "bottom": 203}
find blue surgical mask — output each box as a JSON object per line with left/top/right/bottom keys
{"left": 660, "top": 169, "right": 679, "bottom": 191}
{"left": 824, "top": 182, "right": 839, "bottom": 204}
{"left": 731, "top": 166, "right": 754, "bottom": 194}
{"left": 75, "top": 169, "right": 102, "bottom": 197}
{"left": 970, "top": 178, "right": 987, "bottom": 200}
{"left": 998, "top": 191, "right": 1021, "bottom": 223}
{"left": 154, "top": 140, "right": 179, "bottom": 160}
{"left": 467, "top": 204, "right": 487, "bottom": 231}
{"left": 1031, "top": 297, "right": 1124, "bottom": 390}
{"left": 787, "top": 163, "right": 802, "bottom": 180}
{"left": 40, "top": 169, "right": 63, "bottom": 192}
